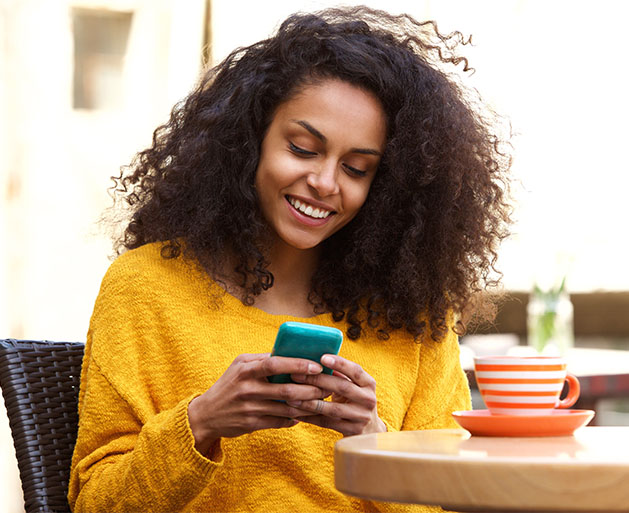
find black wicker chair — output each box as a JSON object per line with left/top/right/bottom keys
{"left": 0, "top": 339, "right": 84, "bottom": 513}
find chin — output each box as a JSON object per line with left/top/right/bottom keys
{"left": 279, "top": 233, "right": 325, "bottom": 251}
{"left": 286, "top": 239, "right": 322, "bottom": 251}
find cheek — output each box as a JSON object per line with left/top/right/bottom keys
{"left": 345, "top": 179, "right": 375, "bottom": 214}
{"left": 254, "top": 163, "right": 278, "bottom": 219}
{"left": 257, "top": 153, "right": 305, "bottom": 191}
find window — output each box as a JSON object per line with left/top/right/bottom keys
{"left": 72, "top": 8, "right": 133, "bottom": 110}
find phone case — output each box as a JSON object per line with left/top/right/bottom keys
{"left": 268, "top": 321, "right": 343, "bottom": 384}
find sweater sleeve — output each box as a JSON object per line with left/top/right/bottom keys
{"left": 68, "top": 357, "right": 222, "bottom": 512}
{"left": 402, "top": 324, "right": 472, "bottom": 431}
{"left": 68, "top": 256, "right": 223, "bottom": 512}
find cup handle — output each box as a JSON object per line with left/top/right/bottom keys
{"left": 557, "top": 372, "right": 580, "bottom": 409}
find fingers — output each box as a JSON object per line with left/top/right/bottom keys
{"left": 230, "top": 354, "right": 330, "bottom": 411}
{"left": 256, "top": 400, "right": 321, "bottom": 419}
{"left": 285, "top": 356, "right": 382, "bottom": 437}
{"left": 247, "top": 415, "right": 299, "bottom": 431}
{"left": 194, "top": 353, "right": 332, "bottom": 441}
{"left": 294, "top": 415, "right": 366, "bottom": 437}
{"left": 287, "top": 398, "right": 372, "bottom": 424}
{"left": 290, "top": 370, "right": 376, "bottom": 408}
{"left": 256, "top": 381, "right": 328, "bottom": 403}
{"left": 321, "top": 355, "right": 375, "bottom": 388}
{"left": 246, "top": 356, "right": 323, "bottom": 380}
{"left": 228, "top": 370, "right": 328, "bottom": 403}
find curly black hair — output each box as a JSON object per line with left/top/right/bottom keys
{"left": 111, "top": 6, "right": 512, "bottom": 342}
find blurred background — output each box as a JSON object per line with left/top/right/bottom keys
{"left": 1, "top": 0, "right": 628, "bottom": 511}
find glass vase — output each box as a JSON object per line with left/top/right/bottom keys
{"left": 527, "top": 290, "right": 574, "bottom": 356}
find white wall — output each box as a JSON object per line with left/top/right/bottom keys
{"left": 0, "top": 0, "right": 207, "bottom": 341}
{"left": 0, "top": 2, "right": 206, "bottom": 510}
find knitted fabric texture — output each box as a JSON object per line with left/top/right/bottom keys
{"left": 68, "top": 242, "right": 471, "bottom": 512}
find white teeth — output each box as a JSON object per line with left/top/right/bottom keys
{"left": 288, "top": 196, "right": 332, "bottom": 219}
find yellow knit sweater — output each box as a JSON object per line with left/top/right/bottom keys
{"left": 68, "top": 242, "right": 471, "bottom": 513}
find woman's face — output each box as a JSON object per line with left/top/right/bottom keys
{"left": 255, "top": 79, "right": 387, "bottom": 251}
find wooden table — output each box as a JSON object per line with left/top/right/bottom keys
{"left": 335, "top": 427, "right": 629, "bottom": 512}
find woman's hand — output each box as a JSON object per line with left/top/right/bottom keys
{"left": 286, "top": 355, "right": 387, "bottom": 437}
{"left": 187, "top": 353, "right": 327, "bottom": 456}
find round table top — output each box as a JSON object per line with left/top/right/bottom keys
{"left": 334, "top": 426, "right": 629, "bottom": 512}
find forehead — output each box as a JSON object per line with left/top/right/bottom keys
{"left": 270, "top": 79, "right": 387, "bottom": 147}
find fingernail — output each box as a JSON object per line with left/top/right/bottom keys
{"left": 321, "top": 355, "right": 334, "bottom": 366}
{"left": 308, "top": 363, "right": 322, "bottom": 373}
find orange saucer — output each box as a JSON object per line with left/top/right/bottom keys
{"left": 452, "top": 409, "right": 595, "bottom": 437}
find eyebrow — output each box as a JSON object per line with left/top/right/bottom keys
{"left": 291, "top": 119, "right": 382, "bottom": 156}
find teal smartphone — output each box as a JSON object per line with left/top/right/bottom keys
{"left": 268, "top": 321, "right": 343, "bottom": 384}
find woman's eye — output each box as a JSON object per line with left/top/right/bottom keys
{"left": 343, "top": 163, "right": 367, "bottom": 177}
{"left": 289, "top": 142, "right": 316, "bottom": 156}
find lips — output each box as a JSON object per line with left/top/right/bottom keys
{"left": 286, "top": 195, "right": 336, "bottom": 220}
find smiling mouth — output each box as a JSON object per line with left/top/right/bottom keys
{"left": 286, "top": 195, "right": 335, "bottom": 219}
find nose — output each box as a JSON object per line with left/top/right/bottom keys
{"left": 306, "top": 160, "right": 340, "bottom": 197}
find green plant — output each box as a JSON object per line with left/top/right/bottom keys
{"left": 528, "top": 277, "right": 570, "bottom": 354}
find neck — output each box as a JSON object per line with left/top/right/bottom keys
{"left": 218, "top": 229, "right": 316, "bottom": 316}
{"left": 268, "top": 241, "right": 320, "bottom": 291}
{"left": 215, "top": 239, "right": 323, "bottom": 317}
{"left": 254, "top": 241, "right": 320, "bottom": 316}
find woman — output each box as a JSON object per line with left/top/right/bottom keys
{"left": 69, "top": 6, "right": 511, "bottom": 512}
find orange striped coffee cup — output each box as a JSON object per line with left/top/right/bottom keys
{"left": 473, "top": 356, "right": 580, "bottom": 416}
